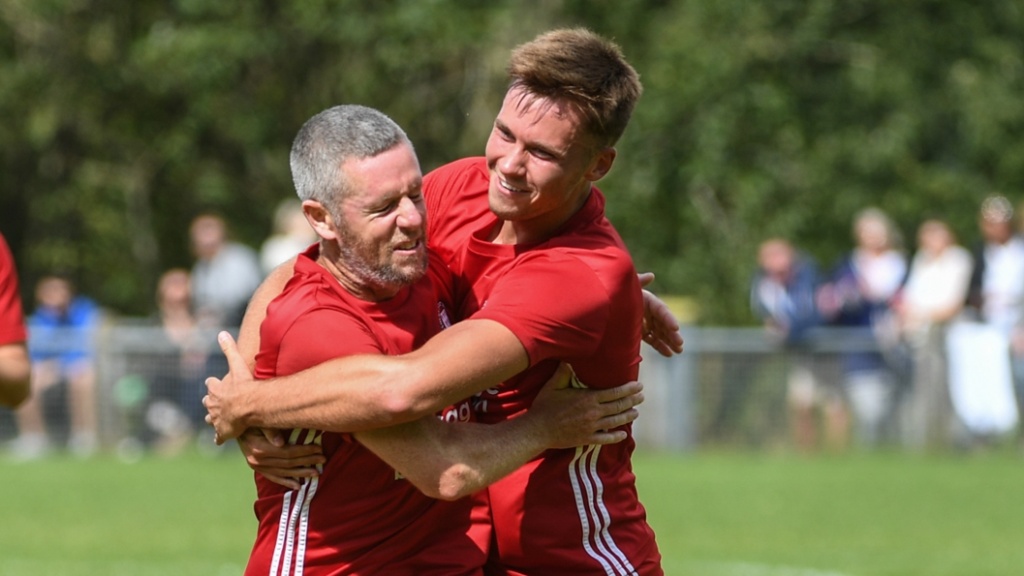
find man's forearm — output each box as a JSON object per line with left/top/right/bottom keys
{"left": 242, "top": 353, "right": 423, "bottom": 432}
{"left": 357, "top": 414, "right": 550, "bottom": 501}
{"left": 236, "top": 320, "right": 530, "bottom": 433}
{"left": 355, "top": 376, "right": 642, "bottom": 501}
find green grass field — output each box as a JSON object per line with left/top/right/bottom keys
{"left": 1, "top": 448, "right": 1021, "bottom": 575}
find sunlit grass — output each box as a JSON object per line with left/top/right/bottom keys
{"left": 636, "top": 449, "right": 1024, "bottom": 576}
{"left": 1, "top": 447, "right": 1021, "bottom": 575}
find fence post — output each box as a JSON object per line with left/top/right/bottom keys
{"left": 636, "top": 326, "right": 698, "bottom": 452}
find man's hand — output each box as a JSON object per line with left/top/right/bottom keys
{"left": 204, "top": 331, "right": 256, "bottom": 444}
{"left": 638, "top": 272, "right": 684, "bottom": 357}
{"left": 237, "top": 428, "right": 326, "bottom": 491}
{"left": 526, "top": 363, "right": 644, "bottom": 449}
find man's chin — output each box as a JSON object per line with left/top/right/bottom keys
{"left": 487, "top": 196, "right": 525, "bottom": 221}
{"left": 389, "top": 264, "right": 427, "bottom": 286}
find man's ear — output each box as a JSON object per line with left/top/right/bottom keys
{"left": 585, "top": 147, "right": 617, "bottom": 182}
{"left": 302, "top": 200, "right": 338, "bottom": 241}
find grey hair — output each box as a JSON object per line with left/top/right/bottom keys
{"left": 289, "top": 105, "right": 411, "bottom": 209}
{"left": 981, "top": 195, "right": 1013, "bottom": 223}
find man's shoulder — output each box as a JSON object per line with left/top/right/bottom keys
{"left": 543, "top": 212, "right": 633, "bottom": 270}
{"left": 264, "top": 267, "right": 355, "bottom": 329}
{"left": 514, "top": 239, "right": 637, "bottom": 301}
{"left": 260, "top": 270, "right": 379, "bottom": 358}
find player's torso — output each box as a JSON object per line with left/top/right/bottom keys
{"left": 424, "top": 160, "right": 659, "bottom": 574}
{"left": 425, "top": 159, "right": 643, "bottom": 418}
{"left": 248, "top": 249, "right": 485, "bottom": 575}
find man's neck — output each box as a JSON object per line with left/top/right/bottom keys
{"left": 490, "top": 189, "right": 591, "bottom": 246}
{"left": 316, "top": 247, "right": 399, "bottom": 302}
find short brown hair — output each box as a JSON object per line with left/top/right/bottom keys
{"left": 506, "top": 28, "right": 642, "bottom": 148}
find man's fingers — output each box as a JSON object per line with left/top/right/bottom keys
{"left": 217, "top": 330, "right": 247, "bottom": 378}
{"left": 248, "top": 456, "right": 325, "bottom": 470}
{"left": 617, "top": 390, "right": 645, "bottom": 410}
{"left": 257, "top": 466, "right": 320, "bottom": 478}
{"left": 641, "top": 287, "right": 684, "bottom": 357}
{"left": 638, "top": 272, "right": 655, "bottom": 288}
{"left": 644, "top": 331, "right": 684, "bottom": 358}
{"left": 594, "top": 381, "right": 643, "bottom": 403}
{"left": 585, "top": 408, "right": 640, "bottom": 445}
{"left": 259, "top": 473, "right": 304, "bottom": 491}
{"left": 590, "top": 429, "right": 629, "bottom": 445}
{"left": 648, "top": 341, "right": 672, "bottom": 358}
{"left": 663, "top": 329, "right": 685, "bottom": 354}
{"left": 600, "top": 392, "right": 644, "bottom": 420}
{"left": 601, "top": 407, "right": 640, "bottom": 429}
{"left": 259, "top": 427, "right": 286, "bottom": 447}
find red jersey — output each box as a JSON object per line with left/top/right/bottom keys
{"left": 424, "top": 158, "right": 662, "bottom": 575}
{"left": 247, "top": 245, "right": 489, "bottom": 576}
{"left": 0, "top": 233, "right": 26, "bottom": 346}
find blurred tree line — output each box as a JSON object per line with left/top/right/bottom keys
{"left": 1, "top": 0, "right": 1022, "bottom": 323}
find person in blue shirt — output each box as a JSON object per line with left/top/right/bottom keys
{"left": 9, "top": 274, "right": 101, "bottom": 459}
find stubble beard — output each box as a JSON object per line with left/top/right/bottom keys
{"left": 337, "top": 228, "right": 428, "bottom": 291}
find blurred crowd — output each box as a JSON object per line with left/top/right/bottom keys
{"left": 751, "top": 195, "right": 1024, "bottom": 452}
{"left": 0, "top": 200, "right": 316, "bottom": 460}
{"left": 3, "top": 193, "right": 1023, "bottom": 458}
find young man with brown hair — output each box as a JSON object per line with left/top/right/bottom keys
{"left": 207, "top": 29, "right": 673, "bottom": 574}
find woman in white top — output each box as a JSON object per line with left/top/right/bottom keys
{"left": 895, "top": 219, "right": 972, "bottom": 449}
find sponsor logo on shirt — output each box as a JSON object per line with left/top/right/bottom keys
{"left": 437, "top": 301, "right": 452, "bottom": 330}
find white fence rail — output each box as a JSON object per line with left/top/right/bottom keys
{"left": 4, "top": 323, "right": 986, "bottom": 454}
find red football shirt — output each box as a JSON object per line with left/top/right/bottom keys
{"left": 425, "top": 158, "right": 663, "bottom": 575}
{"left": 246, "top": 246, "right": 489, "bottom": 576}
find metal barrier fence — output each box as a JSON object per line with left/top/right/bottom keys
{"left": 1, "top": 323, "right": 945, "bottom": 454}
{"left": 0, "top": 323, "right": 231, "bottom": 454}
{"left": 634, "top": 326, "right": 893, "bottom": 451}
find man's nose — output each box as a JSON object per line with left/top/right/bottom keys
{"left": 397, "top": 197, "right": 423, "bottom": 228}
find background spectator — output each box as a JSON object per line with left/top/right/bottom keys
{"left": 11, "top": 274, "right": 101, "bottom": 459}
{"left": 965, "top": 195, "right": 1024, "bottom": 332}
{"left": 751, "top": 238, "right": 846, "bottom": 452}
{"left": 949, "top": 195, "right": 1024, "bottom": 444}
{"left": 259, "top": 198, "right": 317, "bottom": 276}
{"left": 188, "top": 213, "right": 261, "bottom": 447}
{"left": 189, "top": 213, "right": 263, "bottom": 328}
{"left": 895, "top": 219, "right": 973, "bottom": 449}
{"left": 117, "top": 269, "right": 209, "bottom": 456}
{"left": 818, "top": 207, "right": 908, "bottom": 447}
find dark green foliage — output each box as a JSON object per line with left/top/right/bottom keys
{"left": 1, "top": 0, "right": 1021, "bottom": 319}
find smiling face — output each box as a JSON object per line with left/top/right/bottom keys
{"left": 484, "top": 86, "right": 615, "bottom": 245}
{"left": 315, "top": 141, "right": 428, "bottom": 300}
